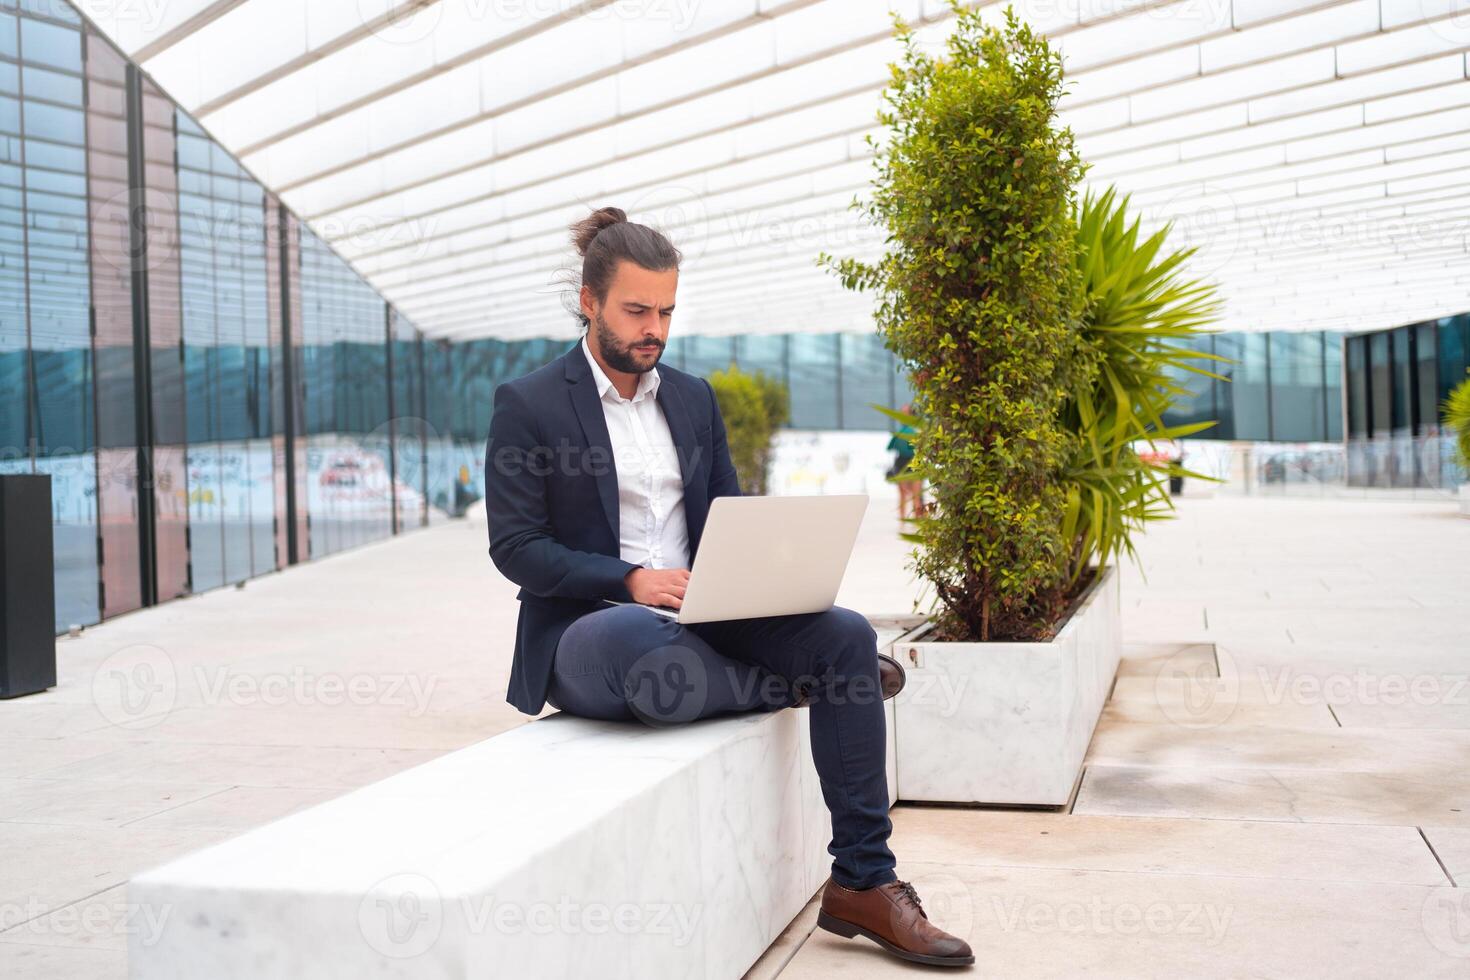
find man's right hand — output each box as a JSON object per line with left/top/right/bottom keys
{"left": 624, "top": 567, "right": 690, "bottom": 608}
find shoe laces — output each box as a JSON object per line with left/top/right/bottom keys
{"left": 893, "top": 879, "right": 927, "bottom": 919}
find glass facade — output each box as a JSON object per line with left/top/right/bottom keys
{"left": 1343, "top": 314, "right": 1470, "bottom": 489}
{"left": 0, "top": 2, "right": 430, "bottom": 634}
{"left": 6, "top": 0, "right": 1463, "bottom": 634}
{"left": 177, "top": 110, "right": 274, "bottom": 591}
{"left": 0, "top": 1, "right": 98, "bottom": 630}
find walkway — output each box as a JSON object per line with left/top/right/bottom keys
{"left": 773, "top": 495, "right": 1470, "bottom": 978}
{"left": 2, "top": 493, "right": 1467, "bottom": 977}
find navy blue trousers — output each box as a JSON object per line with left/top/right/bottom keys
{"left": 547, "top": 602, "right": 897, "bottom": 891}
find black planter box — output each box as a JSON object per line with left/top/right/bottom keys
{"left": 0, "top": 474, "right": 57, "bottom": 698}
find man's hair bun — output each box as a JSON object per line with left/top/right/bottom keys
{"left": 569, "top": 206, "right": 628, "bottom": 257}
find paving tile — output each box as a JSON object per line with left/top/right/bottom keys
{"left": 31, "top": 741, "right": 447, "bottom": 789}
{"left": 0, "top": 777, "right": 229, "bottom": 828}
{"left": 1420, "top": 828, "right": 1470, "bottom": 886}
{"left": 61, "top": 702, "right": 518, "bottom": 750}
{"left": 1084, "top": 723, "right": 1470, "bottom": 773}
{"left": 780, "top": 863, "right": 1469, "bottom": 978}
{"left": 888, "top": 808, "right": 1445, "bottom": 884}
{"left": 0, "top": 884, "right": 135, "bottom": 952}
{"left": 0, "top": 737, "right": 123, "bottom": 779}
{"left": 1115, "top": 642, "right": 1218, "bottom": 679}
{"left": 1074, "top": 765, "right": 1470, "bottom": 827}
{"left": 1099, "top": 698, "right": 1338, "bottom": 729}
{"left": 0, "top": 940, "right": 123, "bottom": 980}
{"left": 121, "top": 785, "right": 345, "bottom": 832}
{"left": 1329, "top": 702, "right": 1470, "bottom": 730}
{"left": 0, "top": 824, "right": 226, "bottom": 913}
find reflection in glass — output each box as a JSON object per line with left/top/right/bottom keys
{"left": 300, "top": 225, "right": 391, "bottom": 558}
{"left": 1345, "top": 336, "right": 1367, "bottom": 439}
{"left": 1323, "top": 334, "right": 1342, "bottom": 443}
{"left": 788, "top": 333, "right": 839, "bottom": 429}
{"left": 1368, "top": 333, "right": 1390, "bottom": 436}
{"left": 839, "top": 332, "right": 894, "bottom": 429}
{"left": 178, "top": 111, "right": 275, "bottom": 591}
{"left": 1390, "top": 329, "right": 1411, "bottom": 435}
{"left": 1267, "top": 332, "right": 1325, "bottom": 442}
{"left": 85, "top": 25, "right": 141, "bottom": 617}
{"left": 1228, "top": 334, "right": 1270, "bottom": 440}
{"left": 17, "top": 9, "right": 97, "bottom": 630}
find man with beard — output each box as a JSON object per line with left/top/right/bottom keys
{"left": 482, "top": 205, "right": 974, "bottom": 968}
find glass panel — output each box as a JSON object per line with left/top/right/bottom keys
{"left": 390, "top": 308, "right": 427, "bottom": 530}
{"left": 732, "top": 333, "right": 787, "bottom": 396}
{"left": 1368, "top": 332, "right": 1391, "bottom": 436}
{"left": 20, "top": 6, "right": 95, "bottom": 631}
{"left": 1229, "top": 332, "right": 1269, "bottom": 441}
{"left": 838, "top": 331, "right": 891, "bottom": 430}
{"left": 85, "top": 23, "right": 142, "bottom": 617}
{"left": 679, "top": 334, "right": 736, "bottom": 379}
{"left": 1268, "top": 331, "right": 1325, "bottom": 442}
{"left": 1390, "top": 328, "right": 1411, "bottom": 434}
{"left": 1437, "top": 315, "right": 1469, "bottom": 412}
{"left": 1210, "top": 333, "right": 1239, "bottom": 441}
{"left": 1161, "top": 333, "right": 1216, "bottom": 436}
{"left": 177, "top": 109, "right": 275, "bottom": 588}
{"left": 1346, "top": 336, "right": 1368, "bottom": 439}
{"left": 423, "top": 337, "right": 456, "bottom": 516}
{"left": 788, "top": 333, "right": 839, "bottom": 429}
{"left": 299, "top": 225, "right": 391, "bottom": 558}
{"left": 0, "top": 13, "right": 16, "bottom": 61}
{"left": 142, "top": 79, "right": 189, "bottom": 602}
{"left": 1414, "top": 323, "right": 1438, "bottom": 435}
{"left": 19, "top": 16, "right": 80, "bottom": 72}
{"left": 0, "top": 28, "right": 25, "bottom": 477}
{"left": 1324, "top": 333, "right": 1343, "bottom": 442}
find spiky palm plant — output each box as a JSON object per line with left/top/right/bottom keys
{"left": 1444, "top": 368, "right": 1470, "bottom": 471}
{"left": 1061, "top": 186, "right": 1228, "bottom": 585}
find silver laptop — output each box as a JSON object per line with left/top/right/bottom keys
{"left": 606, "top": 494, "right": 869, "bottom": 624}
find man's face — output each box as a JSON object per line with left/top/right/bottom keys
{"left": 582, "top": 260, "right": 677, "bottom": 374}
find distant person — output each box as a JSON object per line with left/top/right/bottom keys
{"left": 452, "top": 463, "right": 476, "bottom": 514}
{"left": 886, "top": 404, "right": 923, "bottom": 520}
{"left": 482, "top": 206, "right": 973, "bottom": 968}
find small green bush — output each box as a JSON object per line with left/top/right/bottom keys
{"left": 821, "top": 3, "right": 1090, "bottom": 641}
{"left": 707, "top": 363, "right": 789, "bottom": 495}
{"left": 823, "top": 3, "right": 1223, "bottom": 642}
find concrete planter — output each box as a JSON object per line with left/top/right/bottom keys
{"left": 890, "top": 564, "right": 1122, "bottom": 806}
{"left": 1460, "top": 484, "right": 1470, "bottom": 517}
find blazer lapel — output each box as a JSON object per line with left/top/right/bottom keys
{"left": 654, "top": 374, "right": 708, "bottom": 554}
{"left": 654, "top": 373, "right": 698, "bottom": 491}
{"left": 564, "top": 345, "right": 621, "bottom": 545}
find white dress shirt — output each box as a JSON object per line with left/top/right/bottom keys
{"left": 581, "top": 335, "right": 691, "bottom": 571}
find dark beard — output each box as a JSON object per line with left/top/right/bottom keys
{"left": 593, "top": 311, "right": 662, "bottom": 374}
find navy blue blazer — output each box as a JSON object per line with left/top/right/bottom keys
{"left": 483, "top": 340, "right": 743, "bottom": 715}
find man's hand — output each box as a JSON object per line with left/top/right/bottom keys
{"left": 624, "top": 567, "right": 690, "bottom": 608}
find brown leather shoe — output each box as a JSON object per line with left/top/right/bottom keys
{"left": 791, "top": 654, "right": 906, "bottom": 709}
{"left": 817, "top": 878, "right": 974, "bottom": 967}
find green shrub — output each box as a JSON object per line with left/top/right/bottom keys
{"left": 824, "top": 3, "right": 1224, "bottom": 642}
{"left": 1445, "top": 368, "right": 1470, "bottom": 471}
{"left": 707, "top": 363, "right": 789, "bottom": 495}
{"left": 821, "top": 3, "right": 1090, "bottom": 641}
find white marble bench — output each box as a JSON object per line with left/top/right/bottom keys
{"left": 128, "top": 698, "right": 898, "bottom": 979}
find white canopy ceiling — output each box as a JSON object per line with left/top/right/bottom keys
{"left": 82, "top": 0, "right": 1470, "bottom": 341}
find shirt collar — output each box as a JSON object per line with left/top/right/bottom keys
{"left": 581, "top": 334, "right": 660, "bottom": 403}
